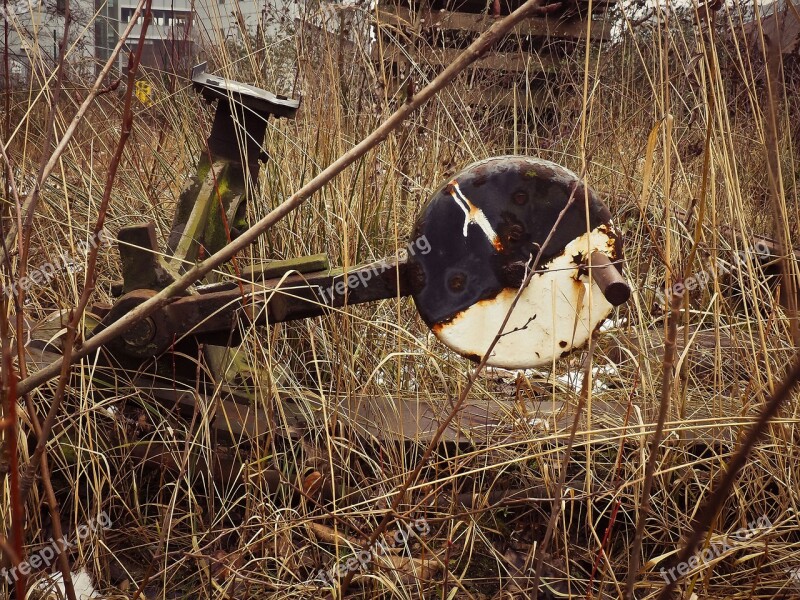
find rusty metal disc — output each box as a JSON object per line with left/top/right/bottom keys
{"left": 409, "top": 156, "right": 622, "bottom": 369}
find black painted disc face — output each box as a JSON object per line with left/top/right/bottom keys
{"left": 409, "top": 156, "right": 621, "bottom": 369}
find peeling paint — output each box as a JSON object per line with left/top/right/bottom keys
{"left": 447, "top": 180, "right": 504, "bottom": 252}
{"left": 430, "top": 227, "right": 615, "bottom": 368}
{"left": 411, "top": 156, "right": 623, "bottom": 369}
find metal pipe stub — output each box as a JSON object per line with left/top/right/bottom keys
{"left": 588, "top": 251, "right": 630, "bottom": 306}
{"left": 408, "top": 156, "right": 629, "bottom": 370}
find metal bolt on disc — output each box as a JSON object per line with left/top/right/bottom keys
{"left": 409, "top": 156, "right": 623, "bottom": 369}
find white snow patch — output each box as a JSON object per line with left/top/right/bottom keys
{"left": 37, "top": 568, "right": 99, "bottom": 599}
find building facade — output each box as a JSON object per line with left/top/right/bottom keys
{"left": 2, "top": 0, "right": 305, "bottom": 86}
{"left": 1, "top": 0, "right": 95, "bottom": 85}
{"left": 95, "top": 0, "right": 194, "bottom": 74}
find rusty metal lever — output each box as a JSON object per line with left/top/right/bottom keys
{"left": 95, "top": 258, "right": 412, "bottom": 359}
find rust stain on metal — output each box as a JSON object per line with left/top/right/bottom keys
{"left": 411, "top": 156, "right": 629, "bottom": 369}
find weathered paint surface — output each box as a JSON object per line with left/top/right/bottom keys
{"left": 447, "top": 181, "right": 504, "bottom": 251}
{"left": 411, "top": 156, "right": 622, "bottom": 369}
{"left": 432, "top": 228, "right": 615, "bottom": 368}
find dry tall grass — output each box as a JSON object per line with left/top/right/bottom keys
{"left": 2, "top": 0, "right": 800, "bottom": 598}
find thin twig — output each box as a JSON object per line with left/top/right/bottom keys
{"left": 529, "top": 333, "right": 595, "bottom": 600}
{"left": 762, "top": 15, "right": 799, "bottom": 346}
{"left": 18, "top": 0, "right": 153, "bottom": 504}
{"left": 0, "top": 302, "right": 26, "bottom": 600}
{"left": 624, "top": 284, "right": 684, "bottom": 598}
{"left": 0, "top": 138, "right": 78, "bottom": 600}
{"left": 0, "top": 6, "right": 78, "bottom": 598}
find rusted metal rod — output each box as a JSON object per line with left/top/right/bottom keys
{"left": 589, "top": 251, "right": 630, "bottom": 306}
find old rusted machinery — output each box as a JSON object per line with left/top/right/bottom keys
{"left": 93, "top": 64, "right": 630, "bottom": 376}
